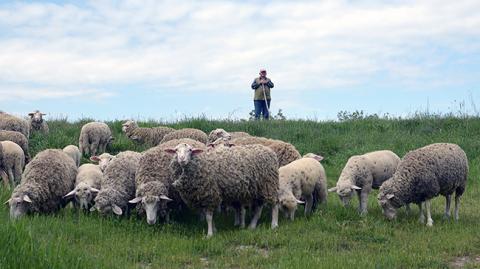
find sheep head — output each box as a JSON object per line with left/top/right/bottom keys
{"left": 164, "top": 143, "right": 204, "bottom": 166}
{"left": 6, "top": 194, "right": 32, "bottom": 219}
{"left": 28, "top": 110, "right": 45, "bottom": 123}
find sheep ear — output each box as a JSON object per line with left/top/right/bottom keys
{"left": 90, "top": 206, "right": 96, "bottom": 212}
{"left": 164, "top": 148, "right": 176, "bottom": 155}
{"left": 90, "top": 156, "right": 100, "bottom": 162}
{"left": 129, "top": 197, "right": 143, "bottom": 204}
{"left": 112, "top": 204, "right": 123, "bottom": 215}
{"left": 4, "top": 199, "right": 11, "bottom": 205}
{"left": 191, "top": 148, "right": 204, "bottom": 155}
{"left": 313, "top": 155, "right": 324, "bottom": 161}
{"left": 351, "top": 185, "right": 362, "bottom": 190}
{"left": 41, "top": 113, "right": 46, "bottom": 116}
{"left": 23, "top": 195, "right": 32, "bottom": 203}
{"left": 159, "top": 195, "right": 172, "bottom": 201}
{"left": 63, "top": 189, "right": 76, "bottom": 199}
{"left": 90, "top": 188, "right": 100, "bottom": 193}
{"left": 295, "top": 199, "right": 305, "bottom": 204}
{"left": 386, "top": 194, "right": 395, "bottom": 200}
{"left": 28, "top": 113, "right": 34, "bottom": 117}
{"left": 328, "top": 187, "right": 337, "bottom": 192}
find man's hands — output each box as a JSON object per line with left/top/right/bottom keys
{"left": 259, "top": 79, "right": 268, "bottom": 84}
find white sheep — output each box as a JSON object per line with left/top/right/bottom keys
{"left": 63, "top": 145, "right": 81, "bottom": 167}
{"left": 0, "top": 141, "right": 25, "bottom": 186}
{"left": 28, "top": 110, "right": 49, "bottom": 134}
{"left": 90, "top": 152, "right": 115, "bottom": 172}
{"left": 64, "top": 163, "right": 102, "bottom": 210}
{"left": 79, "top": 122, "right": 114, "bottom": 157}
{"left": 328, "top": 150, "right": 400, "bottom": 215}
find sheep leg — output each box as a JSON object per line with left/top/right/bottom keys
{"left": 7, "top": 169, "right": 14, "bottom": 187}
{"left": 359, "top": 191, "right": 369, "bottom": 216}
{"left": 443, "top": 194, "right": 452, "bottom": 220}
{"left": 418, "top": 203, "right": 425, "bottom": 224}
{"left": 454, "top": 193, "right": 461, "bottom": 221}
{"left": 240, "top": 206, "right": 246, "bottom": 229}
{"left": 0, "top": 170, "right": 9, "bottom": 187}
{"left": 271, "top": 204, "right": 279, "bottom": 229}
{"left": 304, "top": 194, "right": 313, "bottom": 216}
{"left": 248, "top": 204, "right": 264, "bottom": 230}
{"left": 90, "top": 141, "right": 99, "bottom": 157}
{"left": 205, "top": 209, "right": 214, "bottom": 238}
{"left": 405, "top": 203, "right": 411, "bottom": 215}
{"left": 14, "top": 163, "right": 22, "bottom": 186}
{"left": 234, "top": 207, "right": 241, "bottom": 227}
{"left": 425, "top": 200, "right": 433, "bottom": 227}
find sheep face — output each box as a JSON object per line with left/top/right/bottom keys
{"left": 164, "top": 143, "right": 204, "bottom": 166}
{"left": 329, "top": 183, "right": 361, "bottom": 206}
{"left": 65, "top": 182, "right": 99, "bottom": 210}
{"left": 7, "top": 194, "right": 32, "bottom": 219}
{"left": 378, "top": 193, "right": 397, "bottom": 220}
{"left": 90, "top": 153, "right": 115, "bottom": 172}
{"left": 28, "top": 110, "right": 45, "bottom": 123}
{"left": 278, "top": 192, "right": 305, "bottom": 220}
{"left": 129, "top": 195, "right": 172, "bottom": 225}
{"left": 213, "top": 129, "right": 231, "bottom": 140}
{"left": 92, "top": 195, "right": 123, "bottom": 216}
{"left": 121, "top": 120, "right": 137, "bottom": 133}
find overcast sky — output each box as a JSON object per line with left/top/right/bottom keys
{"left": 0, "top": 0, "right": 479, "bottom": 121}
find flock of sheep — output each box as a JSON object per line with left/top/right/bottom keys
{"left": 0, "top": 111, "right": 469, "bottom": 237}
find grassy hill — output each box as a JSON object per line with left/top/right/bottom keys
{"left": 1, "top": 117, "right": 479, "bottom": 268}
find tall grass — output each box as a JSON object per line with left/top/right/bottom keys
{"left": 1, "top": 116, "right": 480, "bottom": 268}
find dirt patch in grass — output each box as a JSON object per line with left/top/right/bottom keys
{"left": 450, "top": 256, "right": 480, "bottom": 268}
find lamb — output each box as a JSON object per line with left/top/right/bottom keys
{"left": 28, "top": 110, "right": 49, "bottom": 134}
{"left": 378, "top": 143, "right": 468, "bottom": 227}
{"left": 0, "top": 111, "right": 30, "bottom": 138}
{"left": 90, "top": 152, "right": 115, "bottom": 172}
{"left": 0, "top": 130, "right": 31, "bottom": 163}
{"left": 63, "top": 163, "right": 102, "bottom": 210}
{"left": 166, "top": 142, "right": 279, "bottom": 237}
{"left": 122, "top": 120, "right": 175, "bottom": 146}
{"left": 277, "top": 154, "right": 327, "bottom": 222}
{"left": 79, "top": 122, "right": 114, "bottom": 157}
{"left": 129, "top": 138, "right": 206, "bottom": 225}
{"left": 207, "top": 128, "right": 250, "bottom": 143}
{"left": 0, "top": 141, "right": 25, "bottom": 186}
{"left": 63, "top": 145, "right": 81, "bottom": 167}
{"left": 160, "top": 128, "right": 208, "bottom": 144}
{"left": 230, "top": 136, "right": 301, "bottom": 166}
{"left": 91, "top": 151, "right": 141, "bottom": 216}
{"left": 328, "top": 150, "right": 400, "bottom": 215}
{"left": 6, "top": 149, "right": 77, "bottom": 219}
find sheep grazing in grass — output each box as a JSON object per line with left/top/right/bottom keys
{"left": 64, "top": 163, "right": 102, "bottom": 210}
{"left": 277, "top": 154, "right": 327, "bottom": 223}
{"left": 0, "top": 111, "right": 30, "bottom": 138}
{"left": 92, "top": 151, "right": 141, "bottom": 216}
{"left": 6, "top": 149, "right": 77, "bottom": 219}
{"left": 230, "top": 136, "right": 301, "bottom": 166}
{"left": 378, "top": 143, "right": 468, "bottom": 227}
{"left": 166, "top": 143, "right": 279, "bottom": 237}
{"left": 207, "top": 128, "right": 250, "bottom": 143}
{"left": 328, "top": 150, "right": 400, "bottom": 215}
{"left": 28, "top": 110, "right": 49, "bottom": 134}
{"left": 79, "top": 122, "right": 114, "bottom": 157}
{"left": 129, "top": 138, "right": 206, "bottom": 225}
{"left": 160, "top": 128, "right": 208, "bottom": 144}
{"left": 63, "top": 145, "right": 81, "bottom": 167}
{"left": 0, "top": 141, "right": 25, "bottom": 187}
{"left": 0, "top": 130, "right": 31, "bottom": 163}
{"left": 122, "top": 120, "right": 175, "bottom": 146}
{"left": 90, "top": 152, "right": 115, "bottom": 172}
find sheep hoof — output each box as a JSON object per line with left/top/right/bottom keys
{"left": 426, "top": 220, "right": 433, "bottom": 227}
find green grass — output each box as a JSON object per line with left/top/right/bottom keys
{"left": 1, "top": 117, "right": 480, "bottom": 269}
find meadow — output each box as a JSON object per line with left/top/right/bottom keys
{"left": 1, "top": 116, "right": 479, "bottom": 269}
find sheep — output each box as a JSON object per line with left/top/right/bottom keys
{"left": 63, "top": 163, "right": 102, "bottom": 210}
{"left": 6, "top": 149, "right": 77, "bottom": 219}
{"left": 28, "top": 110, "right": 49, "bottom": 134}
{"left": 230, "top": 136, "right": 301, "bottom": 166}
{"left": 122, "top": 120, "right": 175, "bottom": 146}
{"left": 63, "top": 145, "right": 81, "bottom": 167}
{"left": 0, "top": 130, "right": 31, "bottom": 163}
{"left": 378, "top": 143, "right": 468, "bottom": 227}
{"left": 328, "top": 150, "right": 400, "bottom": 215}
{"left": 207, "top": 128, "right": 250, "bottom": 143}
{"left": 79, "top": 122, "right": 114, "bottom": 157}
{"left": 277, "top": 154, "right": 327, "bottom": 222}
{"left": 160, "top": 128, "right": 208, "bottom": 144}
{"left": 166, "top": 142, "right": 279, "bottom": 237}
{"left": 89, "top": 152, "right": 115, "bottom": 172}
{"left": 91, "top": 151, "right": 141, "bottom": 216}
{"left": 0, "top": 141, "right": 25, "bottom": 187}
{"left": 0, "top": 111, "right": 30, "bottom": 138}
{"left": 129, "top": 138, "right": 206, "bottom": 225}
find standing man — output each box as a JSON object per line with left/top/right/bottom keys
{"left": 251, "top": 69, "right": 274, "bottom": 119}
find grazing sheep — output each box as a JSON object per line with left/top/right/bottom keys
{"left": 0, "top": 111, "right": 30, "bottom": 138}
{"left": 378, "top": 143, "right": 468, "bottom": 227}
{"left": 0, "top": 130, "right": 31, "bottom": 163}
{"left": 328, "top": 150, "right": 400, "bottom": 215}
{"left": 207, "top": 128, "right": 250, "bottom": 143}
{"left": 6, "top": 149, "right": 77, "bottom": 219}
{"left": 92, "top": 151, "right": 141, "bottom": 216}
{"left": 64, "top": 163, "right": 102, "bottom": 210}
{"left": 166, "top": 143, "right": 279, "bottom": 237}
{"left": 122, "top": 120, "right": 175, "bottom": 146}
{"left": 277, "top": 154, "right": 327, "bottom": 222}
{"left": 129, "top": 138, "right": 206, "bottom": 225}
{"left": 28, "top": 110, "right": 49, "bottom": 134}
{"left": 161, "top": 128, "right": 208, "bottom": 144}
{"left": 90, "top": 152, "right": 115, "bottom": 172}
{"left": 63, "top": 145, "right": 81, "bottom": 167}
{"left": 0, "top": 141, "right": 25, "bottom": 186}
{"left": 79, "top": 122, "right": 114, "bottom": 157}
{"left": 231, "top": 136, "right": 301, "bottom": 166}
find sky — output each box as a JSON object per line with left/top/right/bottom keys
{"left": 0, "top": 0, "right": 479, "bottom": 121}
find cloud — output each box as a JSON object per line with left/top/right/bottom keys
{"left": 0, "top": 0, "right": 478, "bottom": 103}
{"left": 0, "top": 85, "right": 114, "bottom": 101}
